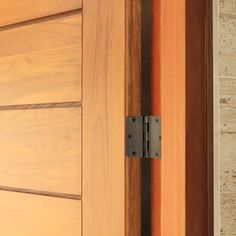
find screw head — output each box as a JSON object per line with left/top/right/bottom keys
{"left": 128, "top": 134, "right": 132, "bottom": 139}
{"left": 132, "top": 151, "right": 136, "bottom": 156}
{"left": 132, "top": 118, "right": 136, "bottom": 122}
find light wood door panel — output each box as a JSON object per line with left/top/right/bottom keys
{"left": 0, "top": 13, "right": 82, "bottom": 58}
{"left": 83, "top": 0, "right": 125, "bottom": 235}
{"left": 0, "top": 0, "right": 82, "bottom": 27}
{"left": 0, "top": 46, "right": 81, "bottom": 105}
{"left": 0, "top": 13, "right": 82, "bottom": 105}
{"left": 0, "top": 191, "right": 81, "bottom": 236}
{"left": 0, "top": 0, "right": 130, "bottom": 235}
{"left": 0, "top": 107, "right": 81, "bottom": 195}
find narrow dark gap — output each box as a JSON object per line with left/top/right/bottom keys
{"left": 141, "top": 0, "right": 152, "bottom": 235}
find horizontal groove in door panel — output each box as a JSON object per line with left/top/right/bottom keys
{"left": 0, "top": 9, "right": 82, "bottom": 32}
{"left": 0, "top": 107, "right": 81, "bottom": 195}
{"left": 0, "top": 185, "right": 81, "bottom": 200}
{"left": 0, "top": 0, "right": 82, "bottom": 27}
{"left": 0, "top": 191, "right": 81, "bottom": 236}
{"left": 0, "top": 102, "right": 82, "bottom": 111}
{"left": 0, "top": 13, "right": 82, "bottom": 105}
{"left": 0, "top": 46, "right": 82, "bottom": 105}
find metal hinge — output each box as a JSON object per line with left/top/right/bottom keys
{"left": 126, "top": 116, "right": 161, "bottom": 158}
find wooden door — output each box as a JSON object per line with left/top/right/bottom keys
{"left": 0, "top": 1, "right": 129, "bottom": 235}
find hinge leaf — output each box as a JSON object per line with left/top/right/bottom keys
{"left": 126, "top": 115, "right": 161, "bottom": 158}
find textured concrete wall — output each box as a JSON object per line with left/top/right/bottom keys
{"left": 219, "top": 0, "right": 236, "bottom": 234}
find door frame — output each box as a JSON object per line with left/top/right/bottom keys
{"left": 125, "top": 0, "right": 214, "bottom": 235}
{"left": 186, "top": 0, "right": 214, "bottom": 235}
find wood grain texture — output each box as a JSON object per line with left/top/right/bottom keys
{"left": 151, "top": 0, "right": 161, "bottom": 235}
{"left": 0, "top": 191, "right": 81, "bottom": 236}
{"left": 159, "top": 0, "right": 186, "bottom": 235}
{"left": 0, "top": 0, "right": 82, "bottom": 27}
{"left": 186, "top": 0, "right": 214, "bottom": 235}
{"left": 0, "top": 46, "right": 81, "bottom": 105}
{"left": 0, "top": 13, "right": 82, "bottom": 58}
{"left": 0, "top": 13, "right": 82, "bottom": 105}
{"left": 83, "top": 0, "right": 125, "bottom": 235}
{"left": 0, "top": 107, "right": 81, "bottom": 195}
{"left": 126, "top": 0, "right": 141, "bottom": 235}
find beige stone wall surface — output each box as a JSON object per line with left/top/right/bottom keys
{"left": 219, "top": 0, "right": 236, "bottom": 235}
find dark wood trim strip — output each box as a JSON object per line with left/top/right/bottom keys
{"left": 125, "top": 0, "right": 142, "bottom": 235}
{"left": 141, "top": 0, "right": 152, "bottom": 235}
{"left": 0, "top": 186, "right": 81, "bottom": 200}
{"left": 186, "top": 0, "right": 214, "bottom": 235}
{"left": 150, "top": 0, "right": 161, "bottom": 234}
{"left": 0, "top": 102, "right": 82, "bottom": 111}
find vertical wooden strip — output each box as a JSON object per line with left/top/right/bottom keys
{"left": 83, "top": 0, "right": 125, "bottom": 235}
{"left": 160, "top": 0, "right": 186, "bottom": 235}
{"left": 151, "top": 0, "right": 162, "bottom": 235}
{"left": 213, "top": 0, "right": 220, "bottom": 234}
{"left": 206, "top": 1, "right": 214, "bottom": 234}
{"left": 141, "top": 0, "right": 152, "bottom": 235}
{"left": 126, "top": 1, "right": 141, "bottom": 236}
{"left": 186, "top": 0, "right": 214, "bottom": 235}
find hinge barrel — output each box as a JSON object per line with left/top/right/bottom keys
{"left": 144, "top": 116, "right": 149, "bottom": 158}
